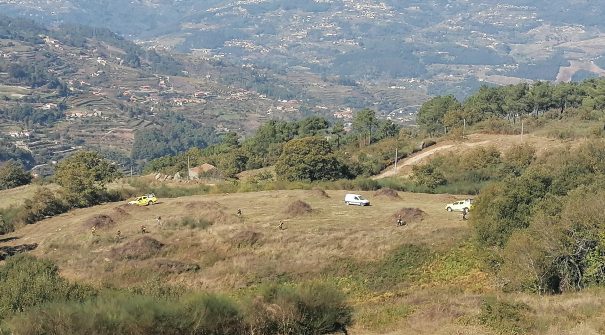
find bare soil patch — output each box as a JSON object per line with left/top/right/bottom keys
{"left": 84, "top": 215, "right": 115, "bottom": 229}
{"left": 390, "top": 208, "right": 427, "bottom": 223}
{"left": 309, "top": 188, "right": 330, "bottom": 198}
{"left": 374, "top": 188, "right": 400, "bottom": 199}
{"left": 111, "top": 236, "right": 164, "bottom": 260}
{"left": 111, "top": 206, "right": 131, "bottom": 220}
{"left": 284, "top": 200, "right": 313, "bottom": 217}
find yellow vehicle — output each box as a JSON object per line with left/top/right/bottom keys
{"left": 128, "top": 193, "right": 158, "bottom": 206}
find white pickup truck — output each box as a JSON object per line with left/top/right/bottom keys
{"left": 445, "top": 199, "right": 473, "bottom": 212}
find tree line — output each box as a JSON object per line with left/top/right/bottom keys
{"left": 131, "top": 112, "right": 219, "bottom": 162}
{"left": 144, "top": 109, "right": 402, "bottom": 181}
{"left": 417, "top": 78, "right": 605, "bottom": 136}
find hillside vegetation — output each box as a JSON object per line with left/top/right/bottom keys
{"left": 5, "top": 44, "right": 605, "bottom": 334}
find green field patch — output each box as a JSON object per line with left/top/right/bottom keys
{"left": 324, "top": 244, "right": 434, "bottom": 293}
{"left": 356, "top": 301, "right": 413, "bottom": 332}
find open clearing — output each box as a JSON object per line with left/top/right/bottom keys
{"left": 0, "top": 190, "right": 467, "bottom": 286}
{"left": 0, "top": 189, "right": 483, "bottom": 333}
{"left": 3, "top": 187, "right": 605, "bottom": 333}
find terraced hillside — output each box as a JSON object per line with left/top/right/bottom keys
{"left": 0, "top": 17, "right": 315, "bottom": 172}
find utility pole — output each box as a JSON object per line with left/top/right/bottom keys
{"left": 521, "top": 117, "right": 524, "bottom": 141}
{"left": 394, "top": 147, "right": 398, "bottom": 172}
{"left": 463, "top": 118, "right": 466, "bottom": 138}
{"left": 187, "top": 156, "right": 191, "bottom": 180}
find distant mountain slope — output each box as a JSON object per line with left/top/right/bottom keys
{"left": 0, "top": 15, "right": 302, "bottom": 171}
{"left": 2, "top": 0, "right": 605, "bottom": 115}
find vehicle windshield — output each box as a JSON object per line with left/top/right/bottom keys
{"left": 357, "top": 196, "right": 366, "bottom": 200}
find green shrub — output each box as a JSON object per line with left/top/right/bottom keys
{"left": 54, "top": 151, "right": 121, "bottom": 208}
{"left": 474, "top": 141, "right": 605, "bottom": 293}
{"left": 185, "top": 294, "right": 244, "bottom": 334}
{"left": 127, "top": 278, "right": 186, "bottom": 300}
{"left": 546, "top": 128, "right": 576, "bottom": 140}
{"left": 246, "top": 282, "right": 352, "bottom": 335}
{"left": 371, "top": 244, "right": 433, "bottom": 290}
{"left": 411, "top": 164, "right": 446, "bottom": 189}
{"left": 471, "top": 169, "right": 552, "bottom": 248}
{"left": 325, "top": 244, "right": 433, "bottom": 291}
{"left": 126, "top": 179, "right": 211, "bottom": 198}
{"left": 5, "top": 283, "right": 352, "bottom": 335}
{"left": 275, "top": 137, "right": 347, "bottom": 182}
{"left": 6, "top": 293, "right": 189, "bottom": 335}
{"left": 0, "top": 255, "right": 96, "bottom": 319}
{"left": 478, "top": 296, "right": 534, "bottom": 335}
{"left": 503, "top": 143, "right": 536, "bottom": 175}
{"left": 0, "top": 206, "right": 20, "bottom": 235}
{"left": 0, "top": 160, "right": 32, "bottom": 190}
{"left": 475, "top": 117, "right": 516, "bottom": 135}
{"left": 351, "top": 177, "right": 380, "bottom": 191}
{"left": 19, "top": 187, "right": 68, "bottom": 224}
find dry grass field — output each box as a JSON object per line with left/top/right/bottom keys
{"left": 2, "top": 190, "right": 465, "bottom": 285}
{"left": 3, "top": 187, "right": 605, "bottom": 334}
{"left": 0, "top": 184, "right": 61, "bottom": 210}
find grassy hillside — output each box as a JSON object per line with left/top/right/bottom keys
{"left": 375, "top": 133, "right": 577, "bottom": 179}
{"left": 0, "top": 183, "right": 60, "bottom": 210}
{"left": 2, "top": 187, "right": 605, "bottom": 333}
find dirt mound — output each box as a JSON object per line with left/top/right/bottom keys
{"left": 184, "top": 201, "right": 225, "bottom": 211}
{"left": 284, "top": 200, "right": 313, "bottom": 216}
{"left": 390, "top": 208, "right": 427, "bottom": 223}
{"left": 309, "top": 188, "right": 330, "bottom": 198}
{"left": 231, "top": 230, "right": 263, "bottom": 248}
{"left": 374, "top": 188, "right": 400, "bottom": 199}
{"left": 84, "top": 215, "right": 115, "bottom": 229}
{"left": 111, "top": 236, "right": 164, "bottom": 260}
{"left": 153, "top": 259, "right": 200, "bottom": 274}
{"left": 112, "top": 207, "right": 131, "bottom": 220}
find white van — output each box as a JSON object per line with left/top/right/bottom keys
{"left": 344, "top": 193, "right": 370, "bottom": 206}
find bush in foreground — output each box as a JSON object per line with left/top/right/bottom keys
{"left": 0, "top": 255, "right": 96, "bottom": 318}
{"left": 0, "top": 256, "right": 352, "bottom": 335}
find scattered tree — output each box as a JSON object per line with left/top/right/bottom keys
{"left": 417, "top": 95, "right": 461, "bottom": 136}
{"left": 331, "top": 122, "right": 346, "bottom": 149}
{"left": 0, "top": 160, "right": 32, "bottom": 190}
{"left": 54, "top": 151, "right": 121, "bottom": 207}
{"left": 352, "top": 108, "right": 378, "bottom": 146}
{"left": 275, "top": 137, "right": 346, "bottom": 181}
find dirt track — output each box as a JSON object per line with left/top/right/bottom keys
{"left": 374, "top": 133, "right": 568, "bottom": 179}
